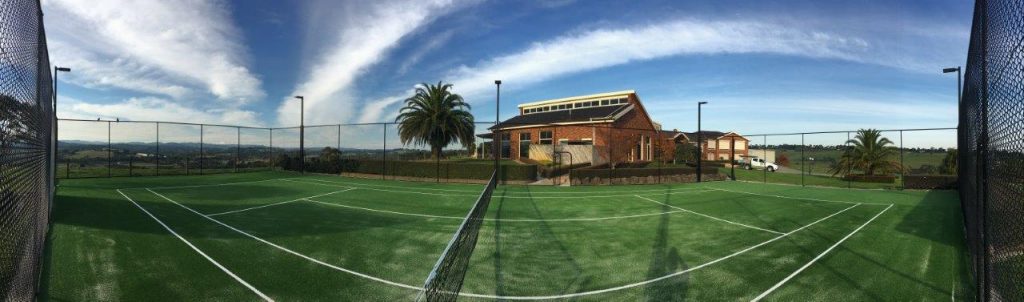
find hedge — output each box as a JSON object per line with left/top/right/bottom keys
{"left": 283, "top": 157, "right": 536, "bottom": 181}
{"left": 903, "top": 175, "right": 957, "bottom": 189}
{"left": 841, "top": 174, "right": 896, "bottom": 183}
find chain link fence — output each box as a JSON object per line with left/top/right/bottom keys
{"left": 959, "top": 0, "right": 1024, "bottom": 300}
{"left": 1, "top": 0, "right": 55, "bottom": 300}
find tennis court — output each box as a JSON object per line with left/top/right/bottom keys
{"left": 41, "top": 171, "right": 972, "bottom": 301}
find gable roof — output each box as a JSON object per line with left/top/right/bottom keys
{"left": 489, "top": 104, "right": 632, "bottom": 130}
{"left": 678, "top": 131, "right": 747, "bottom": 141}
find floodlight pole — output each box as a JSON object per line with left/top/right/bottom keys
{"left": 696, "top": 101, "right": 707, "bottom": 182}
{"left": 53, "top": 66, "right": 70, "bottom": 177}
{"left": 943, "top": 66, "right": 962, "bottom": 180}
{"left": 494, "top": 80, "right": 501, "bottom": 178}
{"left": 295, "top": 96, "right": 305, "bottom": 174}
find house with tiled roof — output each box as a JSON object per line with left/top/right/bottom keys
{"left": 480, "top": 90, "right": 675, "bottom": 166}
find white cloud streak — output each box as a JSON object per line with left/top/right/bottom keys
{"left": 278, "top": 0, "right": 463, "bottom": 126}
{"left": 358, "top": 19, "right": 876, "bottom": 123}
{"left": 44, "top": 0, "right": 264, "bottom": 103}
{"left": 59, "top": 96, "right": 261, "bottom": 126}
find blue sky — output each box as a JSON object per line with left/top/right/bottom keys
{"left": 46, "top": 0, "right": 971, "bottom": 147}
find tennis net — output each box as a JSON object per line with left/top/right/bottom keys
{"left": 416, "top": 170, "right": 497, "bottom": 301}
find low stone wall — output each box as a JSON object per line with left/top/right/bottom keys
{"left": 339, "top": 172, "right": 533, "bottom": 185}
{"left": 571, "top": 173, "right": 727, "bottom": 186}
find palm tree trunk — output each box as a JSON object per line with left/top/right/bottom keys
{"left": 432, "top": 146, "right": 441, "bottom": 160}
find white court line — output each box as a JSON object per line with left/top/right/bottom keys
{"left": 307, "top": 178, "right": 708, "bottom": 195}
{"left": 206, "top": 188, "right": 355, "bottom": 217}
{"left": 143, "top": 178, "right": 288, "bottom": 190}
{"left": 145, "top": 187, "right": 860, "bottom": 300}
{"left": 115, "top": 189, "right": 273, "bottom": 302}
{"left": 305, "top": 198, "right": 690, "bottom": 222}
{"left": 707, "top": 187, "right": 891, "bottom": 206}
{"left": 634, "top": 195, "right": 784, "bottom": 235}
{"left": 750, "top": 203, "right": 894, "bottom": 302}
{"left": 145, "top": 188, "right": 426, "bottom": 292}
{"left": 288, "top": 179, "right": 714, "bottom": 199}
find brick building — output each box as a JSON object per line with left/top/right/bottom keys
{"left": 481, "top": 90, "right": 676, "bottom": 166}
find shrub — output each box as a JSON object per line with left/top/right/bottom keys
{"left": 903, "top": 175, "right": 957, "bottom": 189}
{"left": 841, "top": 174, "right": 896, "bottom": 183}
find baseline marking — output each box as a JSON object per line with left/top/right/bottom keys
{"left": 145, "top": 187, "right": 860, "bottom": 300}
{"left": 306, "top": 198, "right": 691, "bottom": 222}
{"left": 750, "top": 203, "right": 893, "bottom": 301}
{"left": 144, "top": 178, "right": 288, "bottom": 190}
{"left": 634, "top": 195, "right": 784, "bottom": 235}
{"left": 708, "top": 187, "right": 890, "bottom": 206}
{"left": 116, "top": 189, "right": 273, "bottom": 302}
{"left": 289, "top": 179, "right": 714, "bottom": 199}
{"left": 307, "top": 178, "right": 708, "bottom": 195}
{"left": 206, "top": 188, "right": 355, "bottom": 217}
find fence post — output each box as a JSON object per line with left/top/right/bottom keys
{"left": 156, "top": 122, "right": 160, "bottom": 176}
{"left": 801, "top": 133, "right": 805, "bottom": 187}
{"left": 107, "top": 121, "right": 111, "bottom": 178}
{"left": 730, "top": 137, "right": 735, "bottom": 181}
{"left": 269, "top": 128, "right": 274, "bottom": 171}
{"left": 763, "top": 135, "right": 767, "bottom": 183}
{"left": 200, "top": 124, "right": 204, "bottom": 175}
{"left": 899, "top": 130, "right": 904, "bottom": 190}
{"left": 129, "top": 155, "right": 133, "bottom": 176}
{"left": 382, "top": 123, "right": 387, "bottom": 180}
{"left": 847, "top": 131, "right": 851, "bottom": 189}
{"left": 235, "top": 127, "right": 240, "bottom": 173}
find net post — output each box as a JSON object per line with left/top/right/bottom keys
{"left": 800, "top": 133, "right": 805, "bottom": 187}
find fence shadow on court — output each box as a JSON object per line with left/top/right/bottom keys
{"left": 643, "top": 190, "right": 689, "bottom": 301}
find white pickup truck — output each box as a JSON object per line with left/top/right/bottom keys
{"left": 745, "top": 157, "right": 779, "bottom": 172}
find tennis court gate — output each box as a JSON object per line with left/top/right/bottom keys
{"left": 0, "top": 0, "right": 56, "bottom": 300}
{"left": 958, "top": 0, "right": 1024, "bottom": 301}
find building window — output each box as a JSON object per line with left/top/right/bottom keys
{"left": 574, "top": 103, "right": 582, "bottom": 108}
{"left": 558, "top": 138, "right": 569, "bottom": 145}
{"left": 519, "top": 133, "right": 531, "bottom": 158}
{"left": 590, "top": 101, "right": 599, "bottom": 106}
{"left": 601, "top": 99, "right": 609, "bottom": 106}
{"left": 539, "top": 131, "right": 553, "bottom": 144}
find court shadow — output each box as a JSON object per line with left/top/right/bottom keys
{"left": 893, "top": 189, "right": 963, "bottom": 247}
{"left": 491, "top": 186, "right": 586, "bottom": 297}
{"left": 52, "top": 189, "right": 436, "bottom": 238}
{"left": 644, "top": 191, "right": 689, "bottom": 301}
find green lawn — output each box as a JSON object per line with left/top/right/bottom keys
{"left": 43, "top": 171, "right": 973, "bottom": 301}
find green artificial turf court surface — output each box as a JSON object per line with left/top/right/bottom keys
{"left": 41, "top": 171, "right": 973, "bottom": 301}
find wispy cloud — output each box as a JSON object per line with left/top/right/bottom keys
{"left": 359, "top": 19, "right": 875, "bottom": 122}
{"left": 44, "top": 0, "right": 264, "bottom": 103}
{"left": 60, "top": 96, "right": 261, "bottom": 126}
{"left": 278, "top": 0, "right": 470, "bottom": 126}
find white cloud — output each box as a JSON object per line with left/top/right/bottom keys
{"left": 43, "top": 0, "right": 264, "bottom": 103}
{"left": 60, "top": 96, "right": 260, "bottom": 126}
{"left": 277, "top": 0, "right": 464, "bottom": 126}
{"left": 358, "top": 19, "right": 875, "bottom": 123}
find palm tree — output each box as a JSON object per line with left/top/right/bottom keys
{"left": 395, "top": 82, "right": 475, "bottom": 159}
{"left": 830, "top": 129, "right": 901, "bottom": 176}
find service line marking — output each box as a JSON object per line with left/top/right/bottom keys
{"left": 143, "top": 186, "right": 862, "bottom": 300}
{"left": 116, "top": 189, "right": 273, "bottom": 301}
{"left": 634, "top": 195, "right": 784, "bottom": 235}
{"left": 206, "top": 188, "right": 355, "bottom": 217}
{"left": 750, "top": 203, "right": 893, "bottom": 301}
